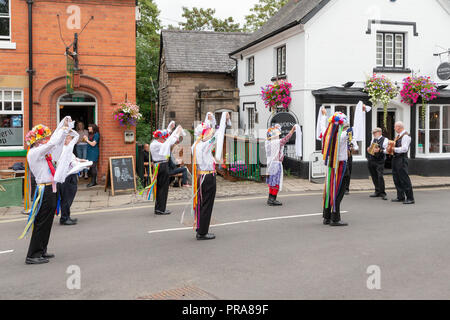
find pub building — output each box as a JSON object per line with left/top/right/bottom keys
{"left": 0, "top": 0, "right": 138, "bottom": 181}
{"left": 231, "top": 0, "right": 450, "bottom": 178}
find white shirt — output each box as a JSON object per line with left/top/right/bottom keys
{"left": 320, "top": 115, "right": 349, "bottom": 162}
{"left": 150, "top": 130, "right": 181, "bottom": 162}
{"left": 372, "top": 135, "right": 389, "bottom": 150}
{"left": 395, "top": 130, "right": 411, "bottom": 154}
{"left": 27, "top": 126, "right": 70, "bottom": 185}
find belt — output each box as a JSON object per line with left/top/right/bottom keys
{"left": 198, "top": 170, "right": 215, "bottom": 175}
{"left": 38, "top": 183, "right": 52, "bottom": 186}
{"left": 153, "top": 160, "right": 168, "bottom": 164}
{"left": 394, "top": 153, "right": 407, "bottom": 158}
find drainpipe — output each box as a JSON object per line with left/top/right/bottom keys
{"left": 26, "top": 0, "right": 34, "bottom": 130}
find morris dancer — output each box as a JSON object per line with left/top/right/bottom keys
{"left": 191, "top": 112, "right": 231, "bottom": 240}
{"left": 148, "top": 124, "right": 184, "bottom": 215}
{"left": 20, "top": 117, "right": 74, "bottom": 264}
{"left": 319, "top": 110, "right": 350, "bottom": 227}
{"left": 265, "top": 124, "right": 297, "bottom": 206}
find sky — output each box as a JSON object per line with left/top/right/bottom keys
{"left": 154, "top": 0, "right": 259, "bottom": 28}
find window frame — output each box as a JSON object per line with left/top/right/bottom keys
{"left": 247, "top": 56, "right": 255, "bottom": 83}
{"left": 416, "top": 104, "right": 450, "bottom": 158}
{"left": 0, "top": 88, "right": 24, "bottom": 150}
{"left": 0, "top": 0, "right": 11, "bottom": 42}
{"left": 318, "top": 104, "right": 366, "bottom": 160}
{"left": 276, "top": 45, "right": 286, "bottom": 77}
{"left": 376, "top": 32, "right": 405, "bottom": 69}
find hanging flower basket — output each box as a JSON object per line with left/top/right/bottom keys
{"left": 113, "top": 102, "right": 143, "bottom": 129}
{"left": 261, "top": 80, "right": 292, "bottom": 113}
{"left": 400, "top": 75, "right": 439, "bottom": 125}
{"left": 364, "top": 74, "right": 398, "bottom": 128}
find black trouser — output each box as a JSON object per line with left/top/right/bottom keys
{"left": 392, "top": 155, "right": 414, "bottom": 201}
{"left": 27, "top": 185, "right": 57, "bottom": 258}
{"left": 58, "top": 174, "right": 78, "bottom": 222}
{"left": 368, "top": 159, "right": 386, "bottom": 196}
{"left": 197, "top": 173, "right": 216, "bottom": 236}
{"left": 155, "top": 162, "right": 170, "bottom": 212}
{"left": 89, "top": 161, "right": 98, "bottom": 178}
{"left": 346, "top": 155, "right": 353, "bottom": 192}
{"left": 323, "top": 162, "right": 350, "bottom": 222}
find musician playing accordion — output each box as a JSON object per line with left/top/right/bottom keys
{"left": 367, "top": 128, "right": 389, "bottom": 200}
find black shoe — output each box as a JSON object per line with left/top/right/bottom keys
{"left": 330, "top": 221, "right": 349, "bottom": 227}
{"left": 87, "top": 182, "right": 97, "bottom": 188}
{"left": 369, "top": 193, "right": 380, "bottom": 198}
{"left": 345, "top": 190, "right": 350, "bottom": 195}
{"left": 268, "top": 195, "right": 282, "bottom": 206}
{"left": 42, "top": 253, "right": 55, "bottom": 259}
{"left": 60, "top": 219, "right": 77, "bottom": 225}
{"left": 69, "top": 218, "right": 78, "bottom": 223}
{"left": 196, "top": 233, "right": 216, "bottom": 240}
{"left": 381, "top": 195, "right": 388, "bottom": 200}
{"left": 323, "top": 219, "right": 331, "bottom": 225}
{"left": 25, "top": 257, "right": 49, "bottom": 265}
{"left": 391, "top": 198, "right": 405, "bottom": 202}
{"left": 155, "top": 210, "right": 171, "bottom": 215}
{"left": 403, "top": 199, "right": 415, "bottom": 205}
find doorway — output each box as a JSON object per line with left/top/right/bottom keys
{"left": 377, "top": 110, "right": 396, "bottom": 140}
{"left": 57, "top": 92, "right": 97, "bottom": 129}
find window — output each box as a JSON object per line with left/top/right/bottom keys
{"left": 417, "top": 105, "right": 450, "bottom": 156}
{"left": 247, "top": 56, "right": 254, "bottom": 83}
{"left": 0, "top": 0, "right": 10, "bottom": 42}
{"left": 0, "top": 89, "right": 24, "bottom": 148}
{"left": 318, "top": 104, "right": 365, "bottom": 157}
{"left": 376, "top": 32, "right": 405, "bottom": 68}
{"left": 276, "top": 45, "right": 286, "bottom": 77}
{"left": 244, "top": 103, "right": 256, "bottom": 136}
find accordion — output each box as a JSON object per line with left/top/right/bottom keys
{"left": 368, "top": 142, "right": 380, "bottom": 156}
{"left": 386, "top": 140, "right": 396, "bottom": 155}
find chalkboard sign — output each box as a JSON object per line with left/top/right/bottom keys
{"left": 270, "top": 112, "right": 298, "bottom": 144}
{"left": 105, "top": 156, "right": 136, "bottom": 196}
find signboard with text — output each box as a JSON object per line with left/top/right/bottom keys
{"left": 269, "top": 112, "right": 298, "bottom": 144}
{"left": 437, "top": 62, "right": 450, "bottom": 81}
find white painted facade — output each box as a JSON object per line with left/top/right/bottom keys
{"left": 232, "top": 0, "right": 450, "bottom": 170}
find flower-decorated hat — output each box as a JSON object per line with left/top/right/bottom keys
{"left": 328, "top": 112, "right": 347, "bottom": 126}
{"left": 153, "top": 129, "right": 170, "bottom": 140}
{"left": 267, "top": 124, "right": 282, "bottom": 139}
{"left": 25, "top": 124, "right": 52, "bottom": 147}
{"left": 194, "top": 122, "right": 214, "bottom": 141}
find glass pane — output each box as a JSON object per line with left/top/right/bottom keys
{"left": 443, "top": 106, "right": 450, "bottom": 129}
{"left": 429, "top": 106, "right": 440, "bottom": 130}
{"left": 59, "top": 93, "right": 96, "bottom": 103}
{"left": 0, "top": 114, "right": 23, "bottom": 147}
{"left": 418, "top": 105, "right": 426, "bottom": 129}
{"left": 0, "top": 17, "right": 8, "bottom": 37}
{"left": 3, "top": 101, "right": 11, "bottom": 110}
{"left": 13, "top": 91, "right": 21, "bottom": 101}
{"left": 429, "top": 130, "right": 440, "bottom": 153}
{"left": 335, "top": 105, "right": 347, "bottom": 116}
{"left": 3, "top": 90, "right": 12, "bottom": 101}
{"left": 443, "top": 130, "right": 450, "bottom": 153}
{"left": 13, "top": 101, "right": 21, "bottom": 111}
{"left": 0, "top": 0, "right": 8, "bottom": 15}
{"left": 417, "top": 130, "right": 425, "bottom": 154}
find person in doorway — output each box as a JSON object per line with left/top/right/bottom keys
{"left": 367, "top": 128, "right": 388, "bottom": 200}
{"left": 84, "top": 124, "right": 100, "bottom": 188}
{"left": 75, "top": 122, "right": 89, "bottom": 179}
{"left": 388, "top": 121, "right": 415, "bottom": 204}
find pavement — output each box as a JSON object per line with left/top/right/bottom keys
{"left": 1, "top": 187, "right": 450, "bottom": 299}
{"left": 1, "top": 175, "right": 450, "bottom": 220}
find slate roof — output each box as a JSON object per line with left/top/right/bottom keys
{"left": 230, "top": 0, "right": 329, "bottom": 55}
{"left": 161, "top": 30, "right": 250, "bottom": 73}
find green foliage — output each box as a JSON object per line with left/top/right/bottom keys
{"left": 177, "top": 7, "right": 242, "bottom": 32}
{"left": 244, "top": 0, "right": 289, "bottom": 32}
{"left": 136, "top": 0, "right": 161, "bottom": 143}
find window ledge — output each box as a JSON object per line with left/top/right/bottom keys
{"left": 373, "top": 67, "right": 412, "bottom": 74}
{"left": 0, "top": 149, "right": 27, "bottom": 157}
{"left": 244, "top": 81, "right": 255, "bottom": 87}
{"left": 0, "top": 42, "right": 16, "bottom": 50}
{"left": 271, "top": 75, "right": 287, "bottom": 82}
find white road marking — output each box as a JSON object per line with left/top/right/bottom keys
{"left": 147, "top": 211, "right": 348, "bottom": 234}
{"left": 0, "top": 250, "right": 14, "bottom": 255}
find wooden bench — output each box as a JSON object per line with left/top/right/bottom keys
{"left": 143, "top": 162, "right": 183, "bottom": 187}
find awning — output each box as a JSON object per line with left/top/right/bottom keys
{"left": 312, "top": 86, "right": 369, "bottom": 98}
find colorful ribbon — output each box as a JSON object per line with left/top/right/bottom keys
{"left": 19, "top": 185, "right": 45, "bottom": 239}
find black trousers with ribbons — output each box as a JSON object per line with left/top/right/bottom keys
{"left": 323, "top": 162, "right": 350, "bottom": 222}
{"left": 57, "top": 174, "right": 78, "bottom": 222}
{"left": 27, "top": 185, "right": 57, "bottom": 258}
{"left": 197, "top": 173, "right": 217, "bottom": 236}
{"left": 155, "top": 162, "right": 170, "bottom": 213}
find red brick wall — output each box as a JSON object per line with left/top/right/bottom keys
{"left": 0, "top": 0, "right": 136, "bottom": 181}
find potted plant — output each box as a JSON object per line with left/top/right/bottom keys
{"left": 113, "top": 102, "right": 143, "bottom": 129}
{"left": 261, "top": 80, "right": 292, "bottom": 113}
{"left": 400, "top": 75, "right": 439, "bottom": 125}
{"left": 364, "top": 74, "right": 399, "bottom": 128}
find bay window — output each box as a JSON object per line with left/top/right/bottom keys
{"left": 417, "top": 105, "right": 450, "bottom": 156}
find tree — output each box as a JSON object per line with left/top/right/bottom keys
{"left": 177, "top": 7, "right": 242, "bottom": 32}
{"left": 244, "top": 0, "right": 289, "bottom": 32}
{"left": 136, "top": 0, "right": 161, "bottom": 143}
